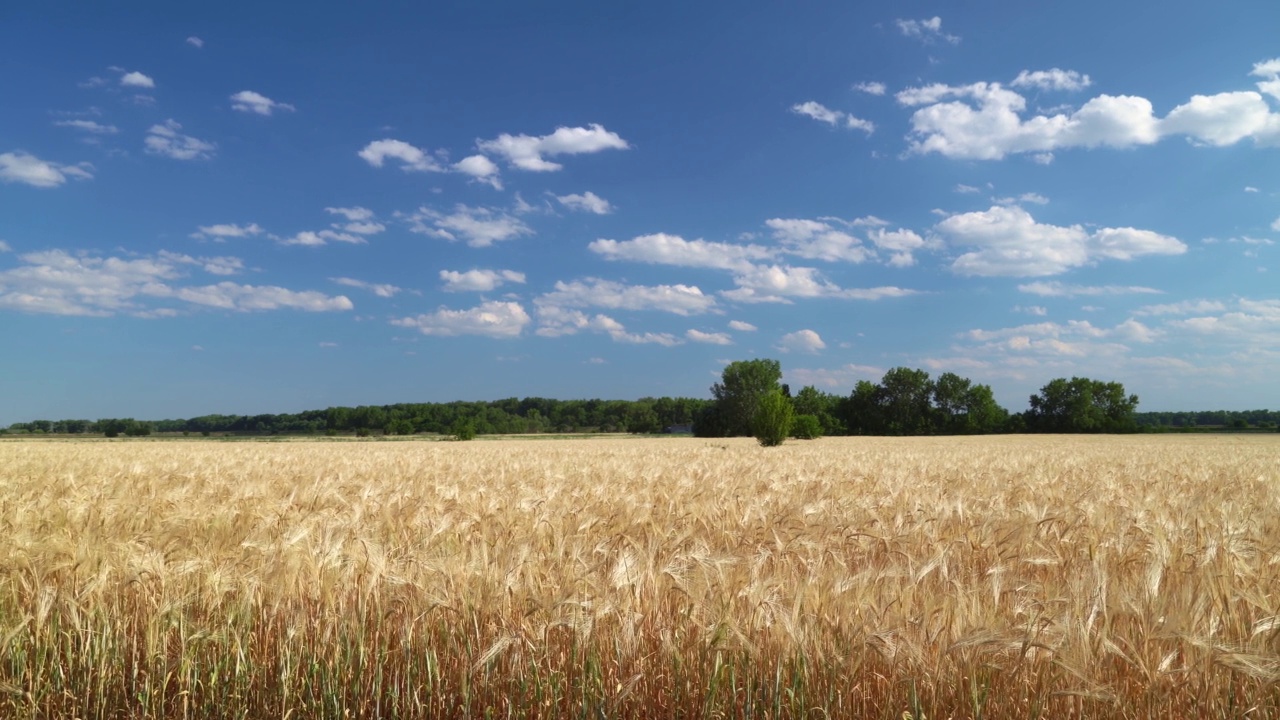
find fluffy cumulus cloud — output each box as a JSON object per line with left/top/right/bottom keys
{"left": 476, "top": 123, "right": 628, "bottom": 171}
{"left": 534, "top": 306, "right": 679, "bottom": 346}
{"left": 439, "top": 268, "right": 526, "bottom": 292}
{"left": 899, "top": 60, "right": 1280, "bottom": 160}
{"left": 728, "top": 320, "right": 757, "bottom": 332}
{"left": 867, "top": 228, "right": 928, "bottom": 267}
{"left": 1253, "top": 58, "right": 1280, "bottom": 101}
{"left": 776, "top": 329, "right": 826, "bottom": 354}
{"left": 686, "top": 329, "right": 732, "bottom": 345}
{"left": 323, "top": 207, "right": 385, "bottom": 235}
{"left": 853, "top": 81, "right": 887, "bottom": 96}
{"left": 723, "top": 264, "right": 915, "bottom": 304}
{"left": 453, "top": 154, "right": 502, "bottom": 189}
{"left": 1166, "top": 299, "right": 1280, "bottom": 346}
{"left": 393, "top": 301, "right": 530, "bottom": 338}
{"left": 556, "top": 191, "right": 613, "bottom": 214}
{"left": 0, "top": 152, "right": 93, "bottom": 188}
{"left": 404, "top": 205, "right": 532, "bottom": 247}
{"left": 0, "top": 249, "right": 350, "bottom": 316}
{"left": 589, "top": 233, "right": 773, "bottom": 273}
{"left": 275, "top": 230, "right": 365, "bottom": 247}
{"left": 767, "top": 218, "right": 874, "bottom": 263}
{"left": 145, "top": 120, "right": 216, "bottom": 161}
{"left": 230, "top": 90, "right": 295, "bottom": 116}
{"left": 895, "top": 16, "right": 959, "bottom": 45}
{"left": 358, "top": 139, "right": 445, "bottom": 172}
{"left": 331, "top": 277, "right": 402, "bottom": 298}
{"left": 119, "top": 71, "right": 155, "bottom": 88}
{"left": 536, "top": 278, "right": 716, "bottom": 316}
{"left": 190, "top": 222, "right": 264, "bottom": 240}
{"left": 1010, "top": 69, "right": 1092, "bottom": 92}
{"left": 791, "top": 102, "right": 874, "bottom": 133}
{"left": 936, "top": 205, "right": 1185, "bottom": 276}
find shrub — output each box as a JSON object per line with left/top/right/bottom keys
{"left": 791, "top": 414, "right": 823, "bottom": 440}
{"left": 451, "top": 419, "right": 477, "bottom": 441}
{"left": 753, "top": 390, "right": 793, "bottom": 447}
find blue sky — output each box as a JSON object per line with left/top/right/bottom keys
{"left": 2, "top": 2, "right": 1279, "bottom": 423}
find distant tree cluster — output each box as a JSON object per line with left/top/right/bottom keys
{"left": 15, "top": 360, "right": 1270, "bottom": 441}
{"left": 691, "top": 361, "right": 1154, "bottom": 444}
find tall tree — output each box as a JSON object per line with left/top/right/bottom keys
{"left": 702, "top": 359, "right": 783, "bottom": 437}
{"left": 1026, "top": 377, "right": 1139, "bottom": 433}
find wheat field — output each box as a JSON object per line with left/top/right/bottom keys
{"left": 1, "top": 435, "right": 1278, "bottom": 718}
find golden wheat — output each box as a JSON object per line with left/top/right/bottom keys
{"left": 0, "top": 434, "right": 1277, "bottom": 718}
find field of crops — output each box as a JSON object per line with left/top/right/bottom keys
{"left": 1, "top": 435, "right": 1278, "bottom": 718}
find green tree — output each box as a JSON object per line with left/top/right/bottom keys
{"left": 790, "top": 414, "right": 823, "bottom": 440}
{"left": 705, "top": 359, "right": 784, "bottom": 437}
{"left": 1026, "top": 377, "right": 1139, "bottom": 433}
{"left": 753, "top": 389, "right": 793, "bottom": 447}
{"left": 451, "top": 419, "right": 477, "bottom": 441}
{"left": 878, "top": 367, "right": 935, "bottom": 435}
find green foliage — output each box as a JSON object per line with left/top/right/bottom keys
{"left": 451, "top": 419, "right": 477, "bottom": 441}
{"left": 1025, "top": 377, "right": 1139, "bottom": 433}
{"left": 843, "top": 369, "right": 1009, "bottom": 436}
{"left": 709, "top": 359, "right": 783, "bottom": 437}
{"left": 791, "top": 414, "right": 823, "bottom": 440}
{"left": 386, "top": 419, "right": 416, "bottom": 436}
{"left": 753, "top": 390, "right": 793, "bottom": 447}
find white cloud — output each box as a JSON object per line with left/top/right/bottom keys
{"left": 1252, "top": 58, "right": 1280, "bottom": 101}
{"left": 404, "top": 205, "right": 532, "bottom": 247}
{"left": 1017, "top": 281, "right": 1164, "bottom": 297}
{"left": 0, "top": 249, "right": 349, "bottom": 316}
{"left": 954, "top": 183, "right": 981, "bottom": 194}
{"left": 331, "top": 277, "right": 402, "bottom": 298}
{"left": 393, "top": 301, "right": 531, "bottom": 338}
{"left": 589, "top": 233, "right": 773, "bottom": 273}
{"left": 230, "top": 90, "right": 295, "bottom": 116}
{"left": 1272, "top": 216, "right": 1280, "bottom": 232}
{"left": 190, "top": 222, "right": 264, "bottom": 240}
{"left": 899, "top": 61, "right": 1280, "bottom": 160}
{"left": 439, "top": 268, "right": 526, "bottom": 292}
{"left": 54, "top": 120, "right": 118, "bottom": 134}
{"left": 1166, "top": 299, "right": 1280, "bottom": 345}
{"left": 274, "top": 230, "right": 365, "bottom": 247}
{"left": 776, "top": 329, "right": 826, "bottom": 354}
{"left": 867, "top": 228, "right": 927, "bottom": 267}
{"left": 160, "top": 283, "right": 353, "bottom": 312}
{"left": 1015, "top": 305, "right": 1048, "bottom": 316}
{"left": 787, "top": 363, "right": 883, "bottom": 389}
{"left": 993, "top": 192, "right": 1049, "bottom": 205}
{"left": 358, "top": 139, "right": 445, "bottom": 172}
{"left": 728, "top": 320, "right": 757, "bottom": 332}
{"left": 767, "top": 218, "right": 873, "bottom": 263}
{"left": 186, "top": 36, "right": 204, "bottom": 48}
{"left": 120, "top": 71, "right": 155, "bottom": 89}
{"left": 156, "top": 250, "right": 244, "bottom": 276}
{"left": 452, "top": 154, "right": 502, "bottom": 189}
{"left": 0, "top": 241, "right": 10, "bottom": 253}
{"left": 536, "top": 278, "right": 716, "bottom": 316}
{"left": 937, "top": 205, "right": 1185, "bottom": 277}
{"left": 556, "top": 191, "right": 613, "bottom": 214}
{"left": 0, "top": 152, "right": 94, "bottom": 188}
{"left": 686, "top": 329, "right": 733, "bottom": 345}
{"left": 145, "top": 120, "right": 216, "bottom": 161}
{"left": 1134, "top": 299, "right": 1228, "bottom": 316}
{"left": 477, "top": 123, "right": 628, "bottom": 171}
{"left": 1245, "top": 186, "right": 1259, "bottom": 192}
{"left": 723, "top": 264, "right": 915, "bottom": 303}
{"left": 324, "top": 207, "right": 385, "bottom": 235}
{"left": 533, "top": 306, "right": 680, "bottom": 345}
{"left": 791, "top": 102, "right": 875, "bottom": 134}
{"left": 853, "top": 81, "right": 887, "bottom": 96}
{"left": 895, "top": 16, "right": 959, "bottom": 45}
{"left": 1010, "top": 69, "right": 1092, "bottom": 92}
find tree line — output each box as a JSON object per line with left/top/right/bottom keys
{"left": 6, "top": 359, "right": 1268, "bottom": 438}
